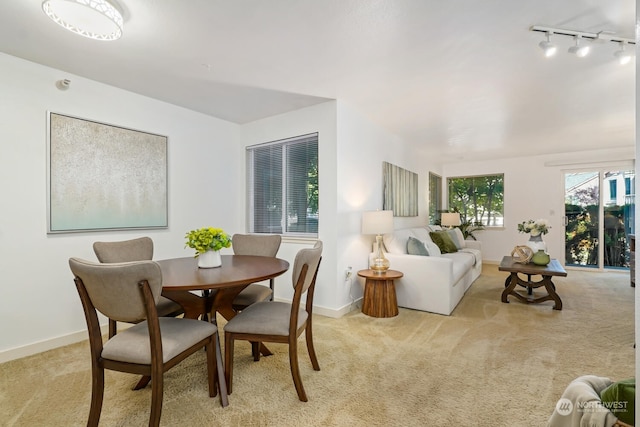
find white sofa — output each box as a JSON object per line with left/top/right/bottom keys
{"left": 371, "top": 225, "right": 482, "bottom": 316}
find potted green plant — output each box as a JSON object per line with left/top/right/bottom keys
{"left": 458, "top": 220, "right": 485, "bottom": 241}
{"left": 185, "top": 227, "right": 232, "bottom": 268}
{"left": 436, "top": 208, "right": 485, "bottom": 240}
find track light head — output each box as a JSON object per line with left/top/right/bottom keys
{"left": 538, "top": 32, "right": 556, "bottom": 57}
{"left": 614, "top": 42, "right": 633, "bottom": 65}
{"left": 568, "top": 36, "right": 590, "bottom": 57}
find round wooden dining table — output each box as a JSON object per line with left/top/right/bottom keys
{"left": 158, "top": 255, "right": 290, "bottom": 321}
{"left": 141, "top": 254, "right": 290, "bottom": 407}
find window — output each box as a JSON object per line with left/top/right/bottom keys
{"left": 625, "top": 177, "right": 631, "bottom": 196}
{"left": 429, "top": 172, "right": 442, "bottom": 224}
{"left": 247, "top": 133, "right": 318, "bottom": 236}
{"left": 447, "top": 174, "right": 504, "bottom": 227}
{"left": 609, "top": 179, "right": 617, "bottom": 200}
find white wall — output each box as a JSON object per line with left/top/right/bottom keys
{"left": 241, "top": 100, "right": 438, "bottom": 316}
{"left": 240, "top": 101, "right": 339, "bottom": 313}
{"left": 635, "top": 3, "right": 639, "bottom": 424}
{"left": 443, "top": 147, "right": 635, "bottom": 264}
{"left": 335, "top": 101, "right": 437, "bottom": 310}
{"left": 0, "top": 53, "right": 243, "bottom": 360}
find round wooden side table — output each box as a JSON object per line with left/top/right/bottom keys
{"left": 357, "top": 269, "right": 403, "bottom": 318}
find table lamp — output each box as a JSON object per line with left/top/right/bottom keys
{"left": 362, "top": 210, "right": 394, "bottom": 273}
{"left": 441, "top": 212, "right": 461, "bottom": 229}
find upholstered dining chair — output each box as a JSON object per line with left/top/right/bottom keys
{"left": 231, "top": 233, "right": 282, "bottom": 311}
{"left": 69, "top": 258, "right": 223, "bottom": 427}
{"left": 93, "top": 237, "right": 183, "bottom": 338}
{"left": 224, "top": 241, "right": 322, "bottom": 402}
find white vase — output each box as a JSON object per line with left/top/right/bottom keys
{"left": 526, "top": 235, "right": 546, "bottom": 254}
{"left": 198, "top": 250, "right": 221, "bottom": 268}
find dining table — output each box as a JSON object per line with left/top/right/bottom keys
{"left": 135, "top": 254, "right": 290, "bottom": 407}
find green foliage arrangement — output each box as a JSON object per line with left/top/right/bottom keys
{"left": 185, "top": 227, "right": 231, "bottom": 256}
{"left": 458, "top": 220, "right": 485, "bottom": 241}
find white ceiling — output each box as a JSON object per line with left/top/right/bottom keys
{"left": 0, "top": 0, "right": 635, "bottom": 162}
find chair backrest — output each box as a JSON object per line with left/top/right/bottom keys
{"left": 291, "top": 241, "right": 322, "bottom": 294}
{"left": 232, "top": 234, "right": 281, "bottom": 257}
{"left": 69, "top": 257, "right": 162, "bottom": 322}
{"left": 93, "top": 237, "right": 154, "bottom": 263}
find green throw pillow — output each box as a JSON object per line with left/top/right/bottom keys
{"left": 446, "top": 228, "right": 464, "bottom": 250}
{"left": 429, "top": 231, "right": 458, "bottom": 254}
{"left": 600, "top": 378, "right": 635, "bottom": 426}
{"left": 407, "top": 236, "right": 429, "bottom": 256}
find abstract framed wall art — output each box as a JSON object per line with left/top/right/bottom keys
{"left": 47, "top": 112, "right": 168, "bottom": 233}
{"left": 382, "top": 161, "right": 418, "bottom": 217}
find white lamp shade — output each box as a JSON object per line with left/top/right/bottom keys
{"left": 362, "top": 210, "right": 394, "bottom": 235}
{"left": 441, "top": 212, "right": 461, "bottom": 227}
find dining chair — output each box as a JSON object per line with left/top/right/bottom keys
{"left": 224, "top": 241, "right": 322, "bottom": 402}
{"left": 69, "top": 257, "right": 223, "bottom": 427}
{"left": 93, "top": 237, "right": 184, "bottom": 338}
{"left": 231, "top": 233, "right": 282, "bottom": 311}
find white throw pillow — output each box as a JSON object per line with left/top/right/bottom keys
{"left": 423, "top": 240, "right": 441, "bottom": 256}
{"left": 383, "top": 228, "right": 414, "bottom": 254}
{"left": 447, "top": 228, "right": 466, "bottom": 249}
{"left": 412, "top": 227, "right": 431, "bottom": 242}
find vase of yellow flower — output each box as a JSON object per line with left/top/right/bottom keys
{"left": 184, "top": 227, "right": 232, "bottom": 268}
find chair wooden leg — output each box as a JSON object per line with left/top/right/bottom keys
{"left": 251, "top": 342, "right": 261, "bottom": 361}
{"left": 224, "top": 333, "right": 235, "bottom": 394}
{"left": 149, "top": 370, "right": 163, "bottom": 427}
{"left": 205, "top": 338, "right": 216, "bottom": 398}
{"left": 214, "top": 332, "right": 229, "bottom": 407}
{"left": 305, "top": 323, "right": 320, "bottom": 371}
{"left": 88, "top": 365, "right": 105, "bottom": 426}
{"left": 132, "top": 375, "right": 151, "bottom": 390}
{"left": 288, "top": 338, "right": 307, "bottom": 402}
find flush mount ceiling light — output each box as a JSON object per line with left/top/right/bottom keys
{"left": 568, "top": 35, "right": 590, "bottom": 57}
{"left": 614, "top": 42, "right": 633, "bottom": 65}
{"left": 531, "top": 25, "right": 635, "bottom": 64}
{"left": 42, "top": 0, "right": 123, "bottom": 41}
{"left": 538, "top": 32, "right": 557, "bottom": 57}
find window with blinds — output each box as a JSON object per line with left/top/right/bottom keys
{"left": 246, "top": 133, "right": 319, "bottom": 236}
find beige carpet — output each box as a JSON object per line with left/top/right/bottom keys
{"left": 0, "top": 265, "right": 634, "bottom": 427}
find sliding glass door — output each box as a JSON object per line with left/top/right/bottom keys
{"left": 564, "top": 170, "right": 635, "bottom": 269}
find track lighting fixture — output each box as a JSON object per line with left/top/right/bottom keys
{"left": 568, "top": 36, "right": 590, "bottom": 58}
{"left": 531, "top": 25, "right": 635, "bottom": 64}
{"left": 538, "top": 32, "right": 557, "bottom": 57}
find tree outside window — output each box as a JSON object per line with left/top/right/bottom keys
{"left": 447, "top": 174, "right": 504, "bottom": 227}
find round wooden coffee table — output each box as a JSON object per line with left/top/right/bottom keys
{"left": 357, "top": 269, "right": 403, "bottom": 318}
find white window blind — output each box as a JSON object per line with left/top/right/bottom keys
{"left": 246, "top": 133, "right": 319, "bottom": 236}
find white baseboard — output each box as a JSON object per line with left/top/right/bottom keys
{"left": 313, "top": 298, "right": 362, "bottom": 318}
{"left": 0, "top": 299, "right": 362, "bottom": 364}
{"left": 0, "top": 326, "right": 104, "bottom": 364}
